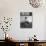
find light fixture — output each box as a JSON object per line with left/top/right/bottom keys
{"left": 29, "top": 0, "right": 43, "bottom": 8}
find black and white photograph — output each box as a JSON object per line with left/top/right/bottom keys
{"left": 20, "top": 12, "right": 32, "bottom": 28}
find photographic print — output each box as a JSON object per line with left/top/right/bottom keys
{"left": 20, "top": 12, "right": 32, "bottom": 28}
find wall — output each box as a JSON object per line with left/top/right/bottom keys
{"left": 0, "top": 0, "right": 46, "bottom": 40}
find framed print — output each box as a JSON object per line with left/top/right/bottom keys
{"left": 20, "top": 12, "right": 32, "bottom": 28}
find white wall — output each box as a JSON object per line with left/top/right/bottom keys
{"left": 0, "top": 0, "right": 46, "bottom": 40}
